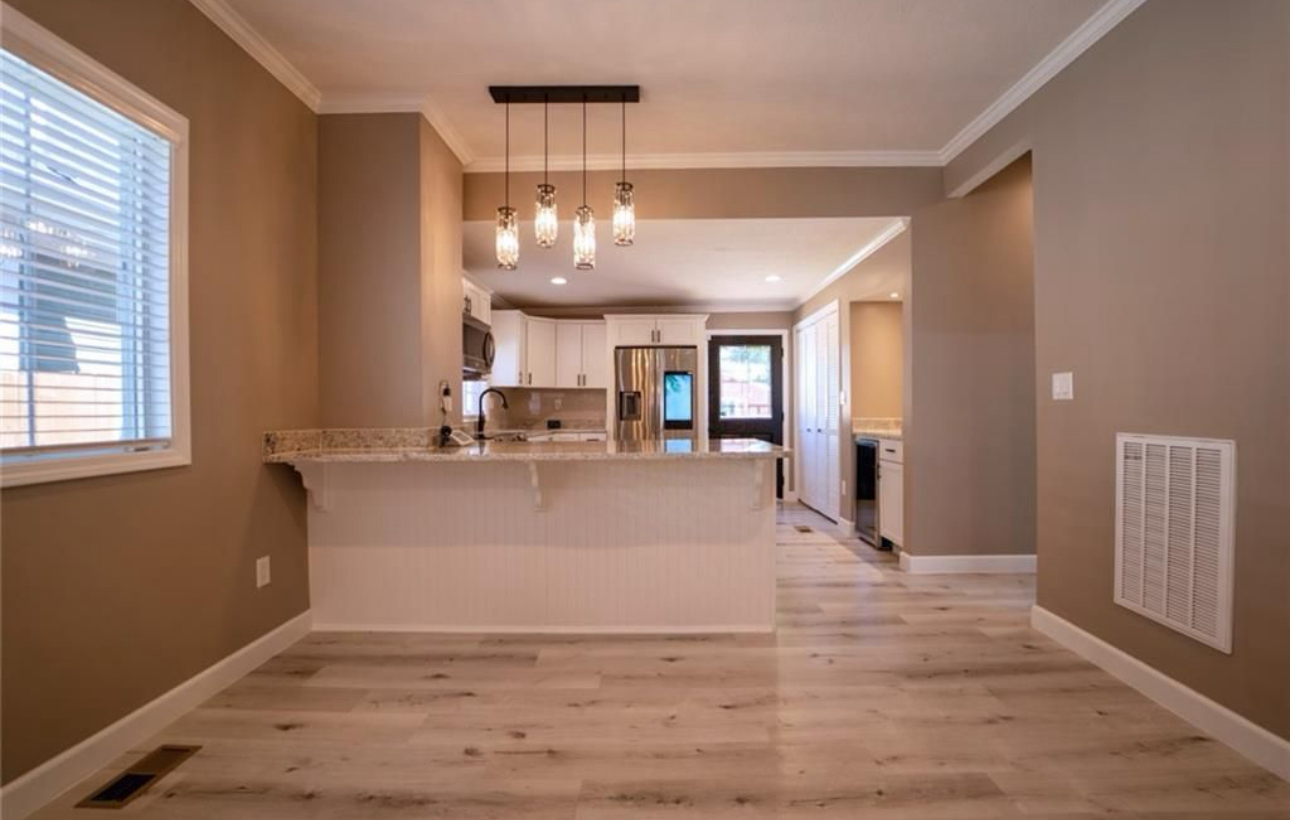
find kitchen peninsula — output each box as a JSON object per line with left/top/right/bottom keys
{"left": 265, "top": 430, "right": 788, "bottom": 633}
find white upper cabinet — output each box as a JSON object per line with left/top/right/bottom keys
{"left": 656, "top": 317, "right": 702, "bottom": 345}
{"left": 555, "top": 321, "right": 610, "bottom": 388}
{"left": 491, "top": 313, "right": 609, "bottom": 389}
{"left": 555, "top": 322, "right": 584, "bottom": 388}
{"left": 581, "top": 322, "right": 610, "bottom": 388}
{"left": 462, "top": 275, "right": 492, "bottom": 325}
{"left": 490, "top": 310, "right": 525, "bottom": 387}
{"left": 525, "top": 318, "right": 557, "bottom": 388}
{"left": 611, "top": 318, "right": 658, "bottom": 346}
{"left": 605, "top": 315, "right": 708, "bottom": 347}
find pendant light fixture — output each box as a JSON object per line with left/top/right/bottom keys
{"left": 495, "top": 97, "right": 519, "bottom": 269}
{"left": 534, "top": 95, "right": 558, "bottom": 248}
{"left": 572, "top": 96, "right": 595, "bottom": 270}
{"left": 612, "top": 98, "right": 635, "bottom": 246}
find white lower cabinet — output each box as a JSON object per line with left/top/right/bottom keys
{"left": 878, "top": 446, "right": 904, "bottom": 547}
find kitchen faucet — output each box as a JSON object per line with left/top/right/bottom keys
{"left": 476, "top": 387, "right": 509, "bottom": 437}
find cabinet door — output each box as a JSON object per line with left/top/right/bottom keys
{"left": 580, "top": 322, "right": 609, "bottom": 388}
{"left": 878, "top": 460, "right": 904, "bottom": 546}
{"left": 555, "top": 323, "right": 584, "bottom": 388}
{"left": 656, "top": 317, "right": 700, "bottom": 345}
{"left": 613, "top": 318, "right": 657, "bottom": 346}
{"left": 525, "top": 318, "right": 558, "bottom": 387}
{"left": 490, "top": 310, "right": 525, "bottom": 387}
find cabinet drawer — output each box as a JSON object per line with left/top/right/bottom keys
{"left": 877, "top": 439, "right": 903, "bottom": 464}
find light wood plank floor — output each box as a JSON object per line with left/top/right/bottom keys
{"left": 33, "top": 503, "right": 1290, "bottom": 818}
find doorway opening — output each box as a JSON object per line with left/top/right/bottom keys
{"left": 707, "top": 334, "right": 785, "bottom": 498}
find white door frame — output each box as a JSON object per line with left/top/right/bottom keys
{"left": 792, "top": 301, "right": 840, "bottom": 518}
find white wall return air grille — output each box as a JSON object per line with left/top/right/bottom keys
{"left": 1114, "top": 433, "right": 1236, "bottom": 653}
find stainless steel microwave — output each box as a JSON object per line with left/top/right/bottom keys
{"left": 462, "top": 314, "right": 494, "bottom": 378}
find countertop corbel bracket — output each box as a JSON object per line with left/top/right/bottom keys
{"left": 527, "top": 461, "right": 545, "bottom": 511}
{"left": 294, "top": 462, "right": 330, "bottom": 512}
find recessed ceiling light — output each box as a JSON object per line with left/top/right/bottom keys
{"left": 551, "top": 276, "right": 568, "bottom": 285}
{"left": 765, "top": 275, "right": 782, "bottom": 282}
{"left": 889, "top": 291, "right": 900, "bottom": 299}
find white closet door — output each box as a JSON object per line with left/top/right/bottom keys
{"left": 801, "top": 326, "right": 818, "bottom": 509}
{"left": 824, "top": 312, "right": 840, "bottom": 520}
{"left": 795, "top": 327, "right": 810, "bottom": 506}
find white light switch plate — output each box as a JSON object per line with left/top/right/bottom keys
{"left": 256, "top": 556, "right": 271, "bottom": 588}
{"left": 1052, "top": 371, "right": 1074, "bottom": 401}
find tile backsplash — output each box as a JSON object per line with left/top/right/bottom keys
{"left": 485, "top": 387, "right": 608, "bottom": 431}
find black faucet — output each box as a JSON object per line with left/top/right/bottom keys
{"left": 476, "top": 387, "right": 509, "bottom": 437}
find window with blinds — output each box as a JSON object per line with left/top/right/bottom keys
{"left": 0, "top": 15, "right": 188, "bottom": 486}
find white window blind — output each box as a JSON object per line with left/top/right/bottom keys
{"left": 0, "top": 47, "right": 175, "bottom": 462}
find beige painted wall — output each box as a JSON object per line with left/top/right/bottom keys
{"left": 946, "top": 0, "right": 1289, "bottom": 738}
{"left": 849, "top": 302, "right": 903, "bottom": 419}
{"left": 317, "top": 114, "right": 463, "bottom": 428}
{"left": 465, "top": 167, "right": 943, "bottom": 221}
{"left": 418, "top": 119, "right": 466, "bottom": 426}
{"left": 318, "top": 114, "right": 424, "bottom": 426}
{"left": 906, "top": 156, "right": 1037, "bottom": 559}
{"left": 794, "top": 231, "right": 911, "bottom": 518}
{"left": 0, "top": 0, "right": 318, "bottom": 784}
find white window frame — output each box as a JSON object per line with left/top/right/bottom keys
{"left": 0, "top": 5, "right": 190, "bottom": 487}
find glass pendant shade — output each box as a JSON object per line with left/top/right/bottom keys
{"left": 495, "top": 206, "right": 519, "bottom": 270}
{"left": 612, "top": 181, "right": 635, "bottom": 246}
{"left": 573, "top": 205, "right": 595, "bottom": 270}
{"left": 534, "top": 183, "right": 558, "bottom": 248}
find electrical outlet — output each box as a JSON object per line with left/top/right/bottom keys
{"left": 255, "top": 556, "right": 271, "bottom": 589}
{"left": 841, "top": 479, "right": 848, "bottom": 496}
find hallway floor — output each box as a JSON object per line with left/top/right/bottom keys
{"left": 31, "top": 504, "right": 1290, "bottom": 818}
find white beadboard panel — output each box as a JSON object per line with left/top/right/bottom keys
{"left": 308, "top": 460, "right": 777, "bottom": 632}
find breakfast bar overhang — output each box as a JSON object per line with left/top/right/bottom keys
{"left": 265, "top": 431, "right": 789, "bottom": 633}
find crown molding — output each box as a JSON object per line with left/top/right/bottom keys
{"left": 938, "top": 0, "right": 1147, "bottom": 163}
{"left": 463, "top": 150, "right": 943, "bottom": 174}
{"left": 796, "top": 218, "right": 908, "bottom": 308}
{"left": 316, "top": 92, "right": 475, "bottom": 166}
{"left": 187, "top": 0, "right": 320, "bottom": 110}
{"left": 187, "top": 0, "right": 1146, "bottom": 173}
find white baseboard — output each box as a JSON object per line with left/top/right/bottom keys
{"left": 312, "top": 622, "right": 774, "bottom": 634}
{"left": 898, "top": 551, "right": 1037, "bottom": 574}
{"left": 1031, "top": 606, "right": 1289, "bottom": 782}
{"left": 0, "top": 610, "right": 312, "bottom": 820}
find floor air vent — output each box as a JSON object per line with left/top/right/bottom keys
{"left": 77, "top": 745, "right": 200, "bottom": 809}
{"left": 1115, "top": 434, "right": 1236, "bottom": 653}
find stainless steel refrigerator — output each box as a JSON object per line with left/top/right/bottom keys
{"left": 614, "top": 346, "right": 699, "bottom": 442}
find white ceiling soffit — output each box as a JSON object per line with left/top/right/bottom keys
{"left": 189, "top": 0, "right": 1146, "bottom": 170}
{"left": 462, "top": 217, "right": 906, "bottom": 311}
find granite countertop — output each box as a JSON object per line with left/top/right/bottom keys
{"left": 263, "top": 428, "right": 788, "bottom": 464}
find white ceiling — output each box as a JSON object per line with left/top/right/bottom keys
{"left": 463, "top": 218, "right": 904, "bottom": 310}
{"left": 219, "top": 0, "right": 1111, "bottom": 169}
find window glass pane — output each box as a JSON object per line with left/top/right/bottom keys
{"left": 0, "top": 49, "right": 172, "bottom": 453}
{"left": 462, "top": 378, "right": 488, "bottom": 419}
{"left": 718, "top": 344, "right": 772, "bottom": 419}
